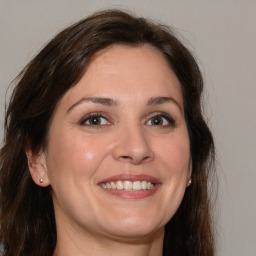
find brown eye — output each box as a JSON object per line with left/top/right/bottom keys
{"left": 80, "top": 115, "right": 109, "bottom": 126}
{"left": 88, "top": 116, "right": 102, "bottom": 125}
{"left": 151, "top": 116, "right": 164, "bottom": 125}
{"left": 147, "top": 114, "right": 175, "bottom": 127}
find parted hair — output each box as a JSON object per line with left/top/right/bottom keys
{"left": 0, "top": 9, "right": 215, "bottom": 256}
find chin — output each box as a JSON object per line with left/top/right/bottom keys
{"left": 100, "top": 214, "right": 165, "bottom": 240}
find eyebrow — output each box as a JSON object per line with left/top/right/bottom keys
{"left": 67, "top": 96, "right": 182, "bottom": 113}
{"left": 67, "top": 97, "right": 117, "bottom": 112}
{"left": 147, "top": 96, "right": 182, "bottom": 112}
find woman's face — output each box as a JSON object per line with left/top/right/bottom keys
{"left": 41, "top": 44, "right": 191, "bottom": 240}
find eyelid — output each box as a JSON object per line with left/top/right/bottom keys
{"left": 145, "top": 112, "right": 176, "bottom": 127}
{"left": 79, "top": 112, "right": 112, "bottom": 126}
{"left": 78, "top": 111, "right": 175, "bottom": 128}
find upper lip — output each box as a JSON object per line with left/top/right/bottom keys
{"left": 98, "top": 174, "right": 161, "bottom": 184}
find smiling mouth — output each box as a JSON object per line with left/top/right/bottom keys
{"left": 98, "top": 174, "right": 160, "bottom": 199}
{"left": 100, "top": 180, "right": 155, "bottom": 191}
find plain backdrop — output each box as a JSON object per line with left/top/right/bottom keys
{"left": 0, "top": 1, "right": 255, "bottom": 255}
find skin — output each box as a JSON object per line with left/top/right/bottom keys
{"left": 27, "top": 44, "right": 192, "bottom": 256}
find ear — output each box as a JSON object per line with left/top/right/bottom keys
{"left": 26, "top": 142, "right": 50, "bottom": 187}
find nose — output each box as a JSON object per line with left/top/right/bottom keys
{"left": 112, "top": 124, "right": 154, "bottom": 165}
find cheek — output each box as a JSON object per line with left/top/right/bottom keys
{"left": 156, "top": 132, "right": 190, "bottom": 176}
{"left": 46, "top": 129, "right": 109, "bottom": 183}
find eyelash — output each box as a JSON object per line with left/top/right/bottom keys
{"left": 79, "top": 112, "right": 175, "bottom": 128}
{"left": 79, "top": 112, "right": 110, "bottom": 126}
{"left": 147, "top": 112, "right": 176, "bottom": 127}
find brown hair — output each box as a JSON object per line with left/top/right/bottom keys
{"left": 0, "top": 9, "right": 215, "bottom": 256}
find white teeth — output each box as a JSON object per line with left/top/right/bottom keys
{"left": 100, "top": 180, "right": 155, "bottom": 191}
{"left": 124, "top": 181, "right": 133, "bottom": 190}
{"left": 116, "top": 181, "right": 124, "bottom": 190}
{"left": 147, "top": 182, "right": 154, "bottom": 189}
{"left": 110, "top": 181, "right": 116, "bottom": 189}
{"left": 141, "top": 181, "right": 147, "bottom": 190}
{"left": 133, "top": 181, "right": 141, "bottom": 190}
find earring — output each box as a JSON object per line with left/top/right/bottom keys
{"left": 39, "top": 178, "right": 43, "bottom": 183}
{"left": 187, "top": 178, "right": 192, "bottom": 187}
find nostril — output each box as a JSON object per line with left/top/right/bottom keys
{"left": 121, "top": 156, "right": 131, "bottom": 160}
{"left": 118, "top": 155, "right": 152, "bottom": 165}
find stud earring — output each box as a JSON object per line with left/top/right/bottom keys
{"left": 39, "top": 178, "right": 43, "bottom": 183}
{"left": 187, "top": 178, "right": 192, "bottom": 187}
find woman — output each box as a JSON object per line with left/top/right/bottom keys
{"left": 0, "top": 9, "right": 215, "bottom": 256}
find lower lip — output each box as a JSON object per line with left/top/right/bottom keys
{"left": 100, "top": 184, "right": 160, "bottom": 199}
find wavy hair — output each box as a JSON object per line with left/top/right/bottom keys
{"left": 0, "top": 9, "right": 215, "bottom": 256}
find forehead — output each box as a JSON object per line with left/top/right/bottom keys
{"left": 58, "top": 44, "right": 183, "bottom": 110}
{"left": 86, "top": 44, "right": 176, "bottom": 84}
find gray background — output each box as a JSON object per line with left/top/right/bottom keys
{"left": 0, "top": 1, "right": 255, "bottom": 255}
